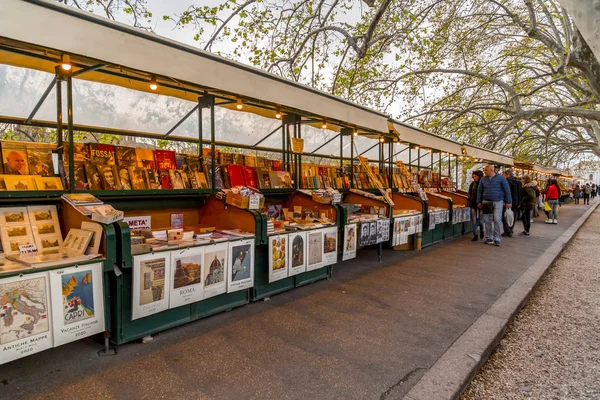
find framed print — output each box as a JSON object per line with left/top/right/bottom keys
{"left": 227, "top": 238, "right": 254, "bottom": 292}
{"left": 169, "top": 247, "right": 204, "bottom": 309}
{"left": 62, "top": 229, "right": 93, "bottom": 256}
{"left": 322, "top": 227, "right": 338, "bottom": 266}
{"left": 268, "top": 234, "right": 288, "bottom": 283}
{"left": 33, "top": 176, "right": 64, "bottom": 191}
{"left": 376, "top": 220, "right": 384, "bottom": 244}
{"left": 3, "top": 175, "right": 37, "bottom": 191}
{"left": 369, "top": 221, "right": 377, "bottom": 245}
{"left": 80, "top": 221, "right": 103, "bottom": 255}
{"left": 287, "top": 231, "right": 307, "bottom": 276}
{"left": 359, "top": 222, "right": 370, "bottom": 247}
{"left": 306, "top": 230, "right": 323, "bottom": 271}
{"left": 202, "top": 242, "right": 228, "bottom": 300}
{"left": 28, "top": 205, "right": 63, "bottom": 254}
{"left": 342, "top": 223, "right": 357, "bottom": 261}
{"left": 132, "top": 252, "right": 171, "bottom": 320}
{"left": 381, "top": 219, "right": 390, "bottom": 242}
{"left": 0, "top": 272, "right": 52, "bottom": 364}
{"left": 49, "top": 262, "right": 105, "bottom": 347}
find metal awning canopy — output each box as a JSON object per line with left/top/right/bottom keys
{"left": 388, "top": 120, "right": 463, "bottom": 155}
{"left": 463, "top": 144, "right": 514, "bottom": 166}
{"left": 0, "top": 0, "right": 392, "bottom": 136}
{"left": 533, "top": 165, "right": 560, "bottom": 175}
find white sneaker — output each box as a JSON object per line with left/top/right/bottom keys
{"left": 553, "top": 219, "right": 557, "bottom": 224}
{"left": 545, "top": 219, "right": 552, "bottom": 224}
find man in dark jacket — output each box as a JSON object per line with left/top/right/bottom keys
{"left": 502, "top": 169, "right": 523, "bottom": 237}
{"left": 468, "top": 170, "right": 484, "bottom": 241}
{"left": 477, "top": 164, "right": 512, "bottom": 246}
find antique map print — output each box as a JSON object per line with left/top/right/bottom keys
{"left": 0, "top": 275, "right": 49, "bottom": 344}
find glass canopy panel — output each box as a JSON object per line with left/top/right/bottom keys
{"left": 393, "top": 143, "right": 410, "bottom": 164}
{"left": 214, "top": 107, "right": 281, "bottom": 147}
{"left": 0, "top": 64, "right": 58, "bottom": 122}
{"left": 302, "top": 125, "right": 339, "bottom": 154}
{"left": 72, "top": 79, "right": 199, "bottom": 136}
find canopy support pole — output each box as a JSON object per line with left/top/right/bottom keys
{"left": 253, "top": 125, "right": 282, "bottom": 148}
{"left": 55, "top": 70, "right": 64, "bottom": 184}
{"left": 350, "top": 132, "right": 354, "bottom": 189}
{"left": 66, "top": 74, "right": 75, "bottom": 193}
{"left": 26, "top": 79, "right": 56, "bottom": 124}
{"left": 163, "top": 104, "right": 200, "bottom": 138}
{"left": 309, "top": 133, "right": 340, "bottom": 155}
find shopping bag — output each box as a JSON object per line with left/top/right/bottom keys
{"left": 537, "top": 196, "right": 544, "bottom": 210}
{"left": 543, "top": 201, "right": 551, "bottom": 212}
{"left": 504, "top": 208, "right": 514, "bottom": 226}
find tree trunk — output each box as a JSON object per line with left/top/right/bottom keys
{"left": 559, "top": 0, "right": 600, "bottom": 63}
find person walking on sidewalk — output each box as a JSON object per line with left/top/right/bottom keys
{"left": 477, "top": 164, "right": 512, "bottom": 246}
{"left": 519, "top": 176, "right": 539, "bottom": 236}
{"left": 502, "top": 169, "right": 523, "bottom": 237}
{"left": 591, "top": 183, "right": 596, "bottom": 200}
{"left": 469, "top": 170, "right": 485, "bottom": 241}
{"left": 573, "top": 184, "right": 581, "bottom": 204}
{"left": 545, "top": 179, "right": 561, "bottom": 224}
{"left": 583, "top": 183, "right": 591, "bottom": 205}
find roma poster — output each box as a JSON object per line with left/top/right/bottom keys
{"left": 306, "top": 230, "right": 323, "bottom": 272}
{"left": 287, "top": 231, "right": 307, "bottom": 277}
{"left": 49, "top": 262, "right": 105, "bottom": 347}
{"left": 322, "top": 227, "right": 338, "bottom": 267}
{"left": 342, "top": 223, "right": 357, "bottom": 261}
{"left": 132, "top": 252, "right": 171, "bottom": 320}
{"left": 169, "top": 247, "right": 204, "bottom": 309}
{"left": 0, "top": 272, "right": 53, "bottom": 365}
{"left": 227, "top": 239, "right": 254, "bottom": 292}
{"left": 203, "top": 242, "right": 228, "bottom": 300}
{"left": 268, "top": 234, "right": 289, "bottom": 283}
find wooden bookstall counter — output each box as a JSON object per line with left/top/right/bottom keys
{"left": 250, "top": 191, "right": 338, "bottom": 301}
{"left": 441, "top": 190, "right": 471, "bottom": 237}
{"left": 422, "top": 192, "right": 453, "bottom": 247}
{"left": 390, "top": 192, "right": 427, "bottom": 251}
{"left": 0, "top": 199, "right": 115, "bottom": 365}
{"left": 342, "top": 191, "right": 393, "bottom": 261}
{"left": 107, "top": 195, "right": 258, "bottom": 345}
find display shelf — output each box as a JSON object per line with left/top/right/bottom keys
{"left": 441, "top": 190, "right": 470, "bottom": 237}
{"left": 0, "top": 190, "right": 66, "bottom": 201}
{"left": 390, "top": 192, "right": 427, "bottom": 250}
{"left": 421, "top": 193, "right": 453, "bottom": 247}
{"left": 88, "top": 189, "right": 213, "bottom": 199}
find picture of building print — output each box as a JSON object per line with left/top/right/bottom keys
{"left": 308, "top": 232, "right": 322, "bottom": 265}
{"left": 323, "top": 231, "right": 336, "bottom": 253}
{"left": 0, "top": 276, "right": 49, "bottom": 345}
{"left": 33, "top": 211, "right": 52, "bottom": 221}
{"left": 204, "top": 250, "right": 226, "bottom": 287}
{"left": 5, "top": 212, "right": 24, "bottom": 223}
{"left": 291, "top": 235, "right": 304, "bottom": 267}
{"left": 6, "top": 226, "right": 27, "bottom": 237}
{"left": 9, "top": 240, "right": 31, "bottom": 252}
{"left": 140, "top": 258, "right": 166, "bottom": 305}
{"left": 41, "top": 238, "right": 60, "bottom": 249}
{"left": 173, "top": 255, "right": 202, "bottom": 289}
{"left": 231, "top": 244, "right": 251, "bottom": 282}
{"left": 61, "top": 271, "right": 94, "bottom": 325}
{"left": 345, "top": 226, "right": 355, "bottom": 251}
{"left": 37, "top": 224, "right": 56, "bottom": 234}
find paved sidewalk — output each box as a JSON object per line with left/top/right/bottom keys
{"left": 0, "top": 201, "right": 595, "bottom": 400}
{"left": 461, "top": 207, "right": 600, "bottom": 399}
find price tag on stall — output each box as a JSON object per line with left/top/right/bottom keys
{"left": 248, "top": 194, "right": 261, "bottom": 210}
{"left": 19, "top": 243, "right": 38, "bottom": 254}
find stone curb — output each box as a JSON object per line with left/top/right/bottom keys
{"left": 403, "top": 202, "right": 600, "bottom": 400}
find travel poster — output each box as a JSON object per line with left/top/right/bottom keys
{"left": 169, "top": 247, "right": 204, "bottom": 309}
{"left": 227, "top": 239, "right": 254, "bottom": 292}
{"left": 49, "top": 262, "right": 105, "bottom": 347}
{"left": 203, "top": 243, "right": 228, "bottom": 300}
{"left": 287, "top": 231, "right": 307, "bottom": 277}
{"left": 132, "top": 252, "right": 171, "bottom": 320}
{"left": 342, "top": 223, "right": 357, "bottom": 261}
{"left": 322, "top": 227, "right": 338, "bottom": 266}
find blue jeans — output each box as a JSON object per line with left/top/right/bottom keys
{"left": 482, "top": 200, "right": 503, "bottom": 243}
{"left": 548, "top": 199, "right": 559, "bottom": 220}
{"left": 471, "top": 208, "right": 482, "bottom": 236}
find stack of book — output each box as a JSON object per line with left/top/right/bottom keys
{"left": 0, "top": 140, "right": 63, "bottom": 191}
